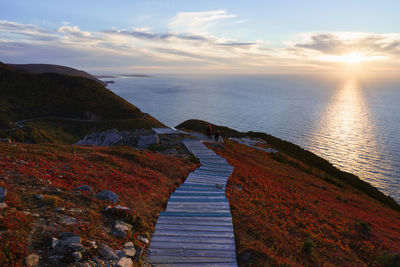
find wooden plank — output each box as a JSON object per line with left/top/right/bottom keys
{"left": 175, "top": 187, "right": 223, "bottom": 192}
{"left": 165, "top": 208, "right": 230, "bottom": 213}
{"left": 180, "top": 183, "right": 219, "bottom": 188}
{"left": 160, "top": 212, "right": 231, "bottom": 217}
{"left": 170, "top": 196, "right": 226, "bottom": 200}
{"left": 150, "top": 235, "right": 235, "bottom": 244}
{"left": 148, "top": 256, "right": 237, "bottom": 263}
{"left": 157, "top": 218, "right": 233, "bottom": 226}
{"left": 167, "top": 205, "right": 229, "bottom": 209}
{"left": 150, "top": 263, "right": 237, "bottom": 267}
{"left": 168, "top": 198, "right": 227, "bottom": 202}
{"left": 156, "top": 224, "right": 233, "bottom": 232}
{"left": 153, "top": 229, "right": 234, "bottom": 238}
{"left": 171, "top": 192, "right": 225, "bottom": 197}
{"left": 149, "top": 248, "right": 236, "bottom": 258}
{"left": 157, "top": 216, "right": 233, "bottom": 222}
{"left": 175, "top": 189, "right": 224, "bottom": 193}
{"left": 149, "top": 241, "right": 236, "bottom": 250}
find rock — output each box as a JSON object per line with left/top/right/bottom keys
{"left": 55, "top": 207, "right": 65, "bottom": 212}
{"left": 114, "top": 220, "right": 132, "bottom": 232}
{"left": 0, "top": 202, "right": 7, "bottom": 209}
{"left": 137, "top": 134, "right": 159, "bottom": 148}
{"left": 113, "top": 205, "right": 130, "bottom": 211}
{"left": 116, "top": 249, "right": 126, "bottom": 258}
{"left": 87, "top": 240, "right": 97, "bottom": 249}
{"left": 116, "top": 257, "right": 133, "bottom": 267}
{"left": 34, "top": 194, "right": 43, "bottom": 200}
{"left": 72, "top": 251, "right": 82, "bottom": 262}
{"left": 0, "top": 187, "right": 6, "bottom": 202}
{"left": 123, "top": 242, "right": 134, "bottom": 248}
{"left": 60, "top": 216, "right": 78, "bottom": 225}
{"left": 96, "top": 190, "right": 118, "bottom": 203}
{"left": 99, "top": 244, "right": 118, "bottom": 261}
{"left": 111, "top": 228, "right": 126, "bottom": 239}
{"left": 73, "top": 185, "right": 91, "bottom": 192}
{"left": 53, "top": 233, "right": 83, "bottom": 256}
{"left": 123, "top": 246, "right": 136, "bottom": 258}
{"left": 70, "top": 208, "right": 83, "bottom": 213}
{"left": 82, "top": 260, "right": 96, "bottom": 267}
{"left": 138, "top": 236, "right": 149, "bottom": 244}
{"left": 25, "top": 253, "right": 40, "bottom": 267}
{"left": 52, "top": 237, "right": 60, "bottom": 249}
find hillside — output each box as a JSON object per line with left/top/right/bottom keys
{"left": 0, "top": 142, "right": 198, "bottom": 266}
{"left": 7, "top": 63, "right": 106, "bottom": 86}
{"left": 177, "top": 119, "right": 400, "bottom": 212}
{"left": 177, "top": 119, "right": 400, "bottom": 266}
{"left": 0, "top": 62, "right": 164, "bottom": 143}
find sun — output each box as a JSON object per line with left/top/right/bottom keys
{"left": 340, "top": 53, "right": 366, "bottom": 65}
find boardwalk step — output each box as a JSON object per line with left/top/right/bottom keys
{"left": 160, "top": 212, "right": 231, "bottom": 217}
{"left": 149, "top": 248, "right": 236, "bottom": 257}
{"left": 150, "top": 241, "right": 236, "bottom": 250}
{"left": 155, "top": 224, "right": 233, "bottom": 232}
{"left": 157, "top": 218, "right": 233, "bottom": 226}
{"left": 151, "top": 235, "right": 235, "bottom": 244}
{"left": 148, "top": 256, "right": 237, "bottom": 264}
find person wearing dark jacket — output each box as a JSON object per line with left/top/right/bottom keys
{"left": 214, "top": 130, "right": 220, "bottom": 142}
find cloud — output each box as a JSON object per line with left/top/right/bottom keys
{"left": 169, "top": 10, "right": 237, "bottom": 35}
{"left": 292, "top": 32, "right": 400, "bottom": 56}
{"left": 1, "top": 17, "right": 400, "bottom": 74}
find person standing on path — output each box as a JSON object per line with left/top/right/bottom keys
{"left": 214, "top": 130, "right": 220, "bottom": 142}
{"left": 206, "top": 124, "right": 213, "bottom": 140}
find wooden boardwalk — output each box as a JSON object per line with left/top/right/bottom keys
{"left": 148, "top": 139, "right": 237, "bottom": 266}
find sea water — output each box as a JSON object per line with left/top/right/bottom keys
{"left": 105, "top": 74, "right": 400, "bottom": 203}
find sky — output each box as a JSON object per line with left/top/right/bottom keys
{"left": 0, "top": 0, "right": 399, "bottom": 75}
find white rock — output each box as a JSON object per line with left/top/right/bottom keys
{"left": 25, "top": 253, "right": 40, "bottom": 267}
{"left": 114, "top": 220, "right": 132, "bottom": 232}
{"left": 138, "top": 236, "right": 149, "bottom": 244}
{"left": 116, "top": 257, "right": 133, "bottom": 267}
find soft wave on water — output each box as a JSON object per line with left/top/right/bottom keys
{"left": 106, "top": 74, "right": 400, "bottom": 202}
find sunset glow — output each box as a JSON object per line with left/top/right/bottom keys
{"left": 0, "top": 1, "right": 399, "bottom": 74}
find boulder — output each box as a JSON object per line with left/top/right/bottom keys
{"left": 114, "top": 220, "right": 132, "bottom": 232}
{"left": 111, "top": 228, "right": 126, "bottom": 239}
{"left": 53, "top": 233, "right": 83, "bottom": 256}
{"left": 72, "top": 185, "right": 91, "bottom": 192}
{"left": 99, "top": 244, "right": 118, "bottom": 261}
{"left": 0, "top": 187, "right": 6, "bottom": 202}
{"left": 116, "top": 257, "right": 133, "bottom": 267}
{"left": 123, "top": 246, "right": 136, "bottom": 258}
{"left": 137, "top": 134, "right": 159, "bottom": 148}
{"left": 25, "top": 253, "right": 40, "bottom": 267}
{"left": 96, "top": 190, "right": 118, "bottom": 203}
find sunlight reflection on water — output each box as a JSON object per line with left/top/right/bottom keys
{"left": 308, "top": 79, "right": 394, "bottom": 193}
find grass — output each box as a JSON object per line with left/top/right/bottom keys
{"left": 209, "top": 140, "right": 400, "bottom": 266}
{"left": 0, "top": 142, "right": 197, "bottom": 266}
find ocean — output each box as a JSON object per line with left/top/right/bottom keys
{"left": 105, "top": 74, "right": 400, "bottom": 203}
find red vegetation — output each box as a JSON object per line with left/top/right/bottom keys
{"left": 210, "top": 141, "right": 400, "bottom": 266}
{"left": 0, "top": 143, "right": 197, "bottom": 266}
